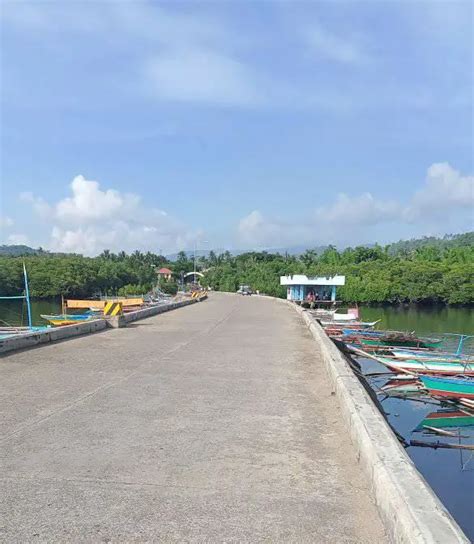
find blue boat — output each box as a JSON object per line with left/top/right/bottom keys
{"left": 342, "top": 329, "right": 384, "bottom": 337}
{"left": 41, "top": 312, "right": 98, "bottom": 326}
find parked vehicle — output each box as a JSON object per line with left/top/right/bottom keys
{"left": 237, "top": 285, "right": 252, "bottom": 296}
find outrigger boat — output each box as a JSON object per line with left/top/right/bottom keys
{"left": 391, "top": 349, "right": 473, "bottom": 363}
{"left": 361, "top": 335, "right": 442, "bottom": 349}
{"left": 419, "top": 375, "right": 474, "bottom": 400}
{"left": 41, "top": 294, "right": 101, "bottom": 326}
{"left": 392, "top": 334, "right": 474, "bottom": 361}
{"left": 374, "top": 356, "right": 474, "bottom": 376}
{"left": 342, "top": 328, "right": 385, "bottom": 337}
{"left": 381, "top": 377, "right": 424, "bottom": 397}
{"left": 312, "top": 307, "right": 360, "bottom": 321}
{"left": 320, "top": 320, "right": 380, "bottom": 330}
{"left": 415, "top": 410, "right": 474, "bottom": 430}
{"left": 41, "top": 313, "right": 98, "bottom": 326}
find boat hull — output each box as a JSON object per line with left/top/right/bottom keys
{"left": 362, "top": 338, "right": 441, "bottom": 349}
{"left": 417, "top": 411, "right": 474, "bottom": 429}
{"left": 420, "top": 376, "right": 474, "bottom": 400}
{"left": 377, "top": 357, "right": 474, "bottom": 376}
{"left": 41, "top": 314, "right": 97, "bottom": 327}
{"left": 392, "top": 349, "right": 471, "bottom": 363}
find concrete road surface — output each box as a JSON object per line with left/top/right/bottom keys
{"left": 1, "top": 293, "right": 387, "bottom": 543}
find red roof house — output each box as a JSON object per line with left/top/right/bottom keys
{"left": 157, "top": 267, "right": 172, "bottom": 280}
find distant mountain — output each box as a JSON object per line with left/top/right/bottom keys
{"left": 386, "top": 232, "right": 474, "bottom": 255}
{"left": 166, "top": 245, "right": 328, "bottom": 260}
{"left": 265, "top": 245, "right": 328, "bottom": 256}
{"left": 2, "top": 232, "right": 471, "bottom": 260}
{"left": 0, "top": 244, "right": 41, "bottom": 256}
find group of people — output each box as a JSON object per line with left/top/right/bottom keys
{"left": 306, "top": 290, "right": 331, "bottom": 302}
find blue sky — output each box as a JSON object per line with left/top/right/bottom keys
{"left": 0, "top": 1, "right": 472, "bottom": 255}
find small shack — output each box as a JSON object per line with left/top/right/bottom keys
{"left": 280, "top": 274, "right": 345, "bottom": 303}
{"left": 157, "top": 267, "right": 173, "bottom": 281}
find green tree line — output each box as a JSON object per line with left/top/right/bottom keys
{"left": 0, "top": 234, "right": 472, "bottom": 304}
{"left": 0, "top": 249, "right": 201, "bottom": 298}
{"left": 200, "top": 238, "right": 474, "bottom": 305}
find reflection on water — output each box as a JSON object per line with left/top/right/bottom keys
{"left": 355, "top": 304, "right": 474, "bottom": 540}
{"left": 0, "top": 299, "right": 61, "bottom": 327}
{"left": 360, "top": 305, "right": 474, "bottom": 336}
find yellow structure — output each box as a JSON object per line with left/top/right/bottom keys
{"left": 103, "top": 301, "right": 123, "bottom": 316}
{"left": 66, "top": 298, "right": 143, "bottom": 309}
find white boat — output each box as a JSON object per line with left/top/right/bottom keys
{"left": 329, "top": 308, "right": 360, "bottom": 321}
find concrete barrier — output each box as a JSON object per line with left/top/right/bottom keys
{"left": 124, "top": 298, "right": 197, "bottom": 324}
{"left": 0, "top": 319, "right": 107, "bottom": 355}
{"left": 292, "top": 304, "right": 468, "bottom": 544}
{"left": 0, "top": 296, "right": 208, "bottom": 353}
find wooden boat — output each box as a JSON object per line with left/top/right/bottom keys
{"left": 342, "top": 328, "right": 385, "bottom": 337}
{"left": 375, "top": 356, "right": 474, "bottom": 376}
{"left": 391, "top": 349, "right": 473, "bottom": 363}
{"left": 41, "top": 313, "right": 98, "bottom": 326}
{"left": 313, "top": 307, "right": 360, "bottom": 321}
{"left": 361, "top": 336, "right": 442, "bottom": 349}
{"left": 381, "top": 378, "right": 423, "bottom": 396}
{"left": 415, "top": 410, "right": 474, "bottom": 430}
{"left": 420, "top": 375, "right": 474, "bottom": 400}
{"left": 321, "top": 320, "right": 379, "bottom": 329}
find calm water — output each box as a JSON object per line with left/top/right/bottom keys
{"left": 1, "top": 299, "right": 473, "bottom": 537}
{"left": 0, "top": 298, "right": 65, "bottom": 327}
{"left": 360, "top": 305, "right": 474, "bottom": 337}
{"left": 358, "top": 305, "right": 474, "bottom": 540}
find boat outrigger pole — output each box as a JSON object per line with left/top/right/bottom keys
{"left": 443, "top": 333, "right": 474, "bottom": 357}
{"left": 0, "top": 262, "right": 33, "bottom": 329}
{"left": 23, "top": 262, "right": 32, "bottom": 329}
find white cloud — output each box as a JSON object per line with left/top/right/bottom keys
{"left": 314, "top": 193, "right": 400, "bottom": 226}
{"left": 55, "top": 175, "right": 139, "bottom": 223}
{"left": 7, "top": 233, "right": 30, "bottom": 245}
{"left": 20, "top": 192, "right": 51, "bottom": 218}
{"left": 237, "top": 162, "right": 474, "bottom": 248}
{"left": 237, "top": 210, "right": 314, "bottom": 249}
{"left": 406, "top": 162, "right": 474, "bottom": 221}
{"left": 22, "top": 175, "right": 197, "bottom": 255}
{"left": 0, "top": 215, "right": 14, "bottom": 228}
{"left": 144, "top": 49, "right": 261, "bottom": 107}
{"left": 3, "top": 1, "right": 469, "bottom": 113}
{"left": 238, "top": 211, "right": 282, "bottom": 247}
{"left": 303, "top": 23, "right": 368, "bottom": 64}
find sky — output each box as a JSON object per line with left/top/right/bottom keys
{"left": 0, "top": 0, "right": 473, "bottom": 255}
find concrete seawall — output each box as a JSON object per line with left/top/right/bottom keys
{"left": 0, "top": 297, "right": 206, "bottom": 355}
{"left": 293, "top": 303, "right": 468, "bottom": 543}
{"left": 0, "top": 319, "right": 108, "bottom": 355}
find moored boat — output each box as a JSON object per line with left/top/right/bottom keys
{"left": 375, "top": 356, "right": 474, "bottom": 376}
{"left": 381, "top": 377, "right": 423, "bottom": 396}
{"left": 361, "top": 336, "right": 442, "bottom": 349}
{"left": 320, "top": 320, "right": 379, "bottom": 330}
{"left": 342, "top": 328, "right": 385, "bottom": 337}
{"left": 41, "top": 313, "right": 98, "bottom": 326}
{"left": 416, "top": 410, "right": 474, "bottom": 430}
{"left": 419, "top": 375, "right": 474, "bottom": 400}
{"left": 392, "top": 348, "right": 473, "bottom": 363}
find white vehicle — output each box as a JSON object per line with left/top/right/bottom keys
{"left": 237, "top": 285, "right": 252, "bottom": 296}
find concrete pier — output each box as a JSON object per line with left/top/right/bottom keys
{"left": 1, "top": 293, "right": 386, "bottom": 542}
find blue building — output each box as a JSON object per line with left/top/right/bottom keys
{"left": 280, "top": 274, "right": 346, "bottom": 303}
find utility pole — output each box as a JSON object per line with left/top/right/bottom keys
{"left": 194, "top": 239, "right": 208, "bottom": 285}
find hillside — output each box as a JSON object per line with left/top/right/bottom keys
{"left": 0, "top": 245, "right": 41, "bottom": 256}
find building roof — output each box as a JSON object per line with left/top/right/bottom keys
{"left": 157, "top": 267, "right": 172, "bottom": 274}
{"left": 280, "top": 274, "right": 345, "bottom": 286}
